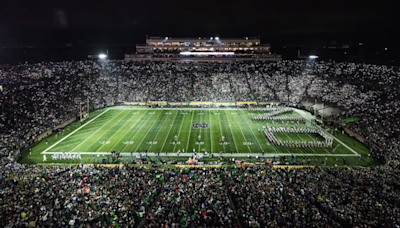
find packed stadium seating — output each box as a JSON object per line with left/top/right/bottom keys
{"left": 1, "top": 158, "right": 400, "bottom": 227}
{"left": 1, "top": 60, "right": 399, "bottom": 157}
{"left": 0, "top": 60, "right": 399, "bottom": 227}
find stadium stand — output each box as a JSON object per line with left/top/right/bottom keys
{"left": 0, "top": 60, "right": 399, "bottom": 227}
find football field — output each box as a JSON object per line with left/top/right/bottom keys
{"left": 32, "top": 106, "right": 367, "bottom": 161}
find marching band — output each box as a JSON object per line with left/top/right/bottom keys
{"left": 263, "top": 127, "right": 333, "bottom": 148}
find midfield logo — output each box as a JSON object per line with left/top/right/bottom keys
{"left": 192, "top": 123, "right": 209, "bottom": 129}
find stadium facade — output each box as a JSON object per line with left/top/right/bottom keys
{"left": 125, "top": 36, "right": 282, "bottom": 62}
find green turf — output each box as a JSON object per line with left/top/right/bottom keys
{"left": 19, "top": 106, "right": 373, "bottom": 167}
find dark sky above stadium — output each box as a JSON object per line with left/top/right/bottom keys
{"left": 0, "top": 0, "right": 399, "bottom": 47}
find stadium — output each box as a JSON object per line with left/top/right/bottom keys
{"left": 1, "top": 54, "right": 399, "bottom": 227}
{"left": 2, "top": 0, "right": 400, "bottom": 226}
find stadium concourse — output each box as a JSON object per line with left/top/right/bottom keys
{"left": 0, "top": 60, "right": 399, "bottom": 227}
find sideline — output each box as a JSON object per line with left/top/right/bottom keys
{"left": 41, "top": 152, "right": 360, "bottom": 157}
{"left": 42, "top": 109, "right": 111, "bottom": 153}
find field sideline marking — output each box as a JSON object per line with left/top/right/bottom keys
{"left": 240, "top": 110, "right": 264, "bottom": 153}
{"left": 121, "top": 111, "right": 154, "bottom": 152}
{"left": 160, "top": 111, "right": 178, "bottom": 152}
{"left": 109, "top": 107, "right": 245, "bottom": 111}
{"left": 78, "top": 110, "right": 132, "bottom": 152}
{"left": 41, "top": 109, "right": 111, "bottom": 153}
{"left": 149, "top": 111, "right": 171, "bottom": 152}
{"left": 108, "top": 110, "right": 148, "bottom": 152}
{"left": 233, "top": 114, "right": 252, "bottom": 152}
{"left": 134, "top": 110, "right": 163, "bottom": 152}
{"left": 42, "top": 151, "right": 360, "bottom": 157}
{"left": 224, "top": 111, "right": 239, "bottom": 153}
{"left": 186, "top": 111, "right": 195, "bottom": 152}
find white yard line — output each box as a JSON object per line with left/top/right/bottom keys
{"left": 42, "top": 109, "right": 111, "bottom": 153}
{"left": 96, "top": 111, "right": 138, "bottom": 152}
{"left": 57, "top": 138, "right": 83, "bottom": 145}
{"left": 217, "top": 113, "right": 225, "bottom": 152}
{"left": 51, "top": 143, "right": 79, "bottom": 150}
{"left": 278, "top": 132, "right": 303, "bottom": 155}
{"left": 296, "top": 133, "right": 317, "bottom": 154}
{"left": 233, "top": 114, "right": 252, "bottom": 152}
{"left": 86, "top": 121, "right": 113, "bottom": 127}
{"left": 160, "top": 111, "right": 178, "bottom": 152}
{"left": 74, "top": 129, "right": 100, "bottom": 134}
{"left": 332, "top": 144, "right": 340, "bottom": 153}
{"left": 224, "top": 111, "right": 239, "bottom": 153}
{"left": 305, "top": 133, "right": 331, "bottom": 154}
{"left": 240, "top": 110, "right": 263, "bottom": 153}
{"left": 198, "top": 112, "right": 202, "bottom": 153}
{"left": 77, "top": 110, "right": 132, "bottom": 152}
{"left": 173, "top": 112, "right": 186, "bottom": 153}
{"left": 108, "top": 110, "right": 148, "bottom": 152}
{"left": 209, "top": 111, "right": 212, "bottom": 153}
{"left": 186, "top": 111, "right": 195, "bottom": 152}
{"left": 134, "top": 111, "right": 163, "bottom": 152}
{"left": 148, "top": 111, "right": 170, "bottom": 152}
{"left": 121, "top": 112, "right": 154, "bottom": 152}
{"left": 253, "top": 119, "right": 281, "bottom": 154}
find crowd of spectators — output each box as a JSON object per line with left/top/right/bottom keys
{"left": 0, "top": 157, "right": 162, "bottom": 228}
{"left": 228, "top": 164, "right": 400, "bottom": 228}
{"left": 0, "top": 60, "right": 399, "bottom": 160}
{"left": 1, "top": 155, "right": 400, "bottom": 227}
{"left": 0, "top": 59, "right": 399, "bottom": 174}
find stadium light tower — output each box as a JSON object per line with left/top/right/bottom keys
{"left": 309, "top": 55, "right": 319, "bottom": 59}
{"left": 99, "top": 54, "right": 107, "bottom": 59}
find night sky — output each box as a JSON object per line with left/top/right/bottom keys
{"left": 0, "top": 0, "right": 399, "bottom": 63}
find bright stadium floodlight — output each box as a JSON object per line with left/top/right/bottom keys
{"left": 99, "top": 54, "right": 107, "bottom": 59}
{"left": 210, "top": 37, "right": 213, "bottom": 39}
{"left": 309, "top": 55, "right": 319, "bottom": 59}
{"left": 180, "top": 51, "right": 235, "bottom": 55}
{"left": 165, "top": 37, "right": 168, "bottom": 40}
{"left": 215, "top": 37, "right": 219, "bottom": 40}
